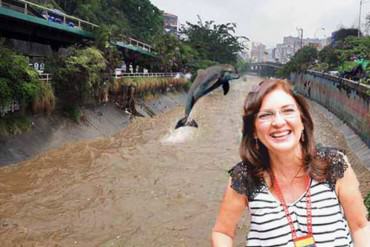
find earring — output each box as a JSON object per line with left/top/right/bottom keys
{"left": 301, "top": 131, "right": 305, "bottom": 142}
{"left": 255, "top": 138, "right": 260, "bottom": 150}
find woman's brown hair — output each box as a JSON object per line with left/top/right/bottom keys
{"left": 240, "top": 79, "right": 327, "bottom": 182}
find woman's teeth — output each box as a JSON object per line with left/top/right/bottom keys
{"left": 270, "top": 130, "right": 291, "bottom": 138}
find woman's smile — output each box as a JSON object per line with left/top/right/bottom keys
{"left": 255, "top": 88, "right": 304, "bottom": 153}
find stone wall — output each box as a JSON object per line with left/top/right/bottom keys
{"left": 290, "top": 71, "right": 370, "bottom": 147}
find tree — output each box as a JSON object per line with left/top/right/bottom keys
{"left": 277, "top": 46, "right": 318, "bottom": 77}
{"left": 0, "top": 45, "right": 55, "bottom": 114}
{"left": 116, "top": 0, "right": 164, "bottom": 42}
{"left": 152, "top": 33, "right": 197, "bottom": 72}
{"left": 331, "top": 28, "right": 361, "bottom": 44}
{"left": 179, "top": 19, "right": 247, "bottom": 66}
{"left": 44, "top": 0, "right": 163, "bottom": 43}
{"left": 318, "top": 46, "right": 340, "bottom": 69}
{"left": 51, "top": 46, "right": 107, "bottom": 107}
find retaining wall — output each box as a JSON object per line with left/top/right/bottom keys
{"left": 290, "top": 71, "right": 370, "bottom": 147}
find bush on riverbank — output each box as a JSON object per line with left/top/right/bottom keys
{"left": 113, "top": 77, "right": 190, "bottom": 97}
{"left": 0, "top": 44, "right": 55, "bottom": 136}
{"left": 0, "top": 45, "right": 56, "bottom": 115}
{"left": 0, "top": 115, "right": 32, "bottom": 136}
{"left": 277, "top": 33, "right": 370, "bottom": 84}
{"left": 49, "top": 46, "right": 107, "bottom": 121}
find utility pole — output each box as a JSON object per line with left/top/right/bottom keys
{"left": 297, "top": 28, "right": 303, "bottom": 49}
{"left": 358, "top": 0, "right": 363, "bottom": 37}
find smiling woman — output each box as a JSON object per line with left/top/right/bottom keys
{"left": 212, "top": 79, "right": 369, "bottom": 247}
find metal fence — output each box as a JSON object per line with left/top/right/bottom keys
{"left": 114, "top": 72, "right": 181, "bottom": 79}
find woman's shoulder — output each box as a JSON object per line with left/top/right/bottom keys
{"left": 228, "top": 161, "right": 264, "bottom": 201}
{"left": 314, "top": 145, "right": 349, "bottom": 186}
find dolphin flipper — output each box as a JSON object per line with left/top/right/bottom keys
{"left": 222, "top": 82, "right": 230, "bottom": 95}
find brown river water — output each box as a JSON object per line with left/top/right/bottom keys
{"left": 0, "top": 75, "right": 255, "bottom": 246}
{"left": 1, "top": 75, "right": 368, "bottom": 247}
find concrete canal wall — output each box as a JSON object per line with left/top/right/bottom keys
{"left": 291, "top": 71, "right": 370, "bottom": 147}
{"left": 0, "top": 91, "right": 187, "bottom": 166}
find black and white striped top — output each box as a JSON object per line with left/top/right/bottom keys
{"left": 229, "top": 147, "right": 352, "bottom": 247}
{"left": 247, "top": 179, "right": 352, "bottom": 246}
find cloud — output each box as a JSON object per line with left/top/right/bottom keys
{"left": 151, "top": 0, "right": 365, "bottom": 47}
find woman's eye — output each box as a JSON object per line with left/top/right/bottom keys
{"left": 258, "top": 112, "right": 273, "bottom": 119}
{"left": 282, "top": 108, "right": 295, "bottom": 113}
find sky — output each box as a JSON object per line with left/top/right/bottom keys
{"left": 150, "top": 0, "right": 369, "bottom": 48}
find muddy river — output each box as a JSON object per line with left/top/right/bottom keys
{"left": 0, "top": 75, "right": 368, "bottom": 247}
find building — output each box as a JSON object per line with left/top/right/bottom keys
{"left": 273, "top": 35, "right": 328, "bottom": 63}
{"left": 163, "top": 12, "right": 178, "bottom": 34}
{"left": 250, "top": 42, "right": 267, "bottom": 62}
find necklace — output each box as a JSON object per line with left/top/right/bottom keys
{"left": 274, "top": 165, "right": 304, "bottom": 185}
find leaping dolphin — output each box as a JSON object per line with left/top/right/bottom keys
{"left": 175, "top": 64, "right": 240, "bottom": 129}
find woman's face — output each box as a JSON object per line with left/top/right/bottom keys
{"left": 254, "top": 88, "right": 304, "bottom": 155}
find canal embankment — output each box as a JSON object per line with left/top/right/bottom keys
{"left": 0, "top": 91, "right": 187, "bottom": 166}
{"left": 290, "top": 71, "right": 370, "bottom": 169}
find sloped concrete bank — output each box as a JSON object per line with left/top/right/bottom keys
{"left": 0, "top": 91, "right": 187, "bottom": 166}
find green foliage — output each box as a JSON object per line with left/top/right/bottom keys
{"left": 335, "top": 36, "right": 370, "bottom": 62}
{"left": 318, "top": 36, "right": 370, "bottom": 79}
{"left": 318, "top": 46, "right": 340, "bottom": 69}
{"left": 338, "top": 61, "right": 357, "bottom": 73}
{"left": 39, "top": 0, "right": 163, "bottom": 42}
{"left": 277, "top": 46, "right": 318, "bottom": 77}
{"left": 331, "top": 28, "right": 360, "bottom": 44}
{"left": 116, "top": 0, "right": 164, "bottom": 42}
{"left": 114, "top": 77, "right": 189, "bottom": 96}
{"left": 63, "top": 105, "right": 81, "bottom": 123}
{"left": 0, "top": 78, "right": 12, "bottom": 107}
{"left": 188, "top": 60, "right": 218, "bottom": 79}
{"left": 0, "top": 115, "right": 32, "bottom": 136}
{"left": 365, "top": 192, "right": 370, "bottom": 220}
{"left": 310, "top": 63, "right": 329, "bottom": 72}
{"left": 236, "top": 55, "right": 250, "bottom": 73}
{"left": 152, "top": 33, "right": 197, "bottom": 72}
{"left": 0, "top": 45, "right": 54, "bottom": 114}
{"left": 180, "top": 20, "right": 247, "bottom": 66}
{"left": 51, "top": 46, "right": 107, "bottom": 107}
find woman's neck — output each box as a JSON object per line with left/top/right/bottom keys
{"left": 268, "top": 147, "right": 305, "bottom": 182}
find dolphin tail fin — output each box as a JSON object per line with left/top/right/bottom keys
{"left": 175, "top": 116, "right": 199, "bottom": 129}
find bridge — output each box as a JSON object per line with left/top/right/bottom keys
{"left": 248, "top": 62, "right": 283, "bottom": 77}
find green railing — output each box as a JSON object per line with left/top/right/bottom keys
{"left": 0, "top": 0, "right": 158, "bottom": 57}
{"left": 0, "top": 0, "right": 98, "bottom": 32}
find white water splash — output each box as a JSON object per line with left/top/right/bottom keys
{"left": 160, "top": 126, "right": 197, "bottom": 144}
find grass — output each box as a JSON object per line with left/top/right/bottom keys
{"left": 0, "top": 115, "right": 32, "bottom": 136}
{"left": 112, "top": 77, "right": 190, "bottom": 96}
{"left": 32, "top": 81, "right": 56, "bottom": 114}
